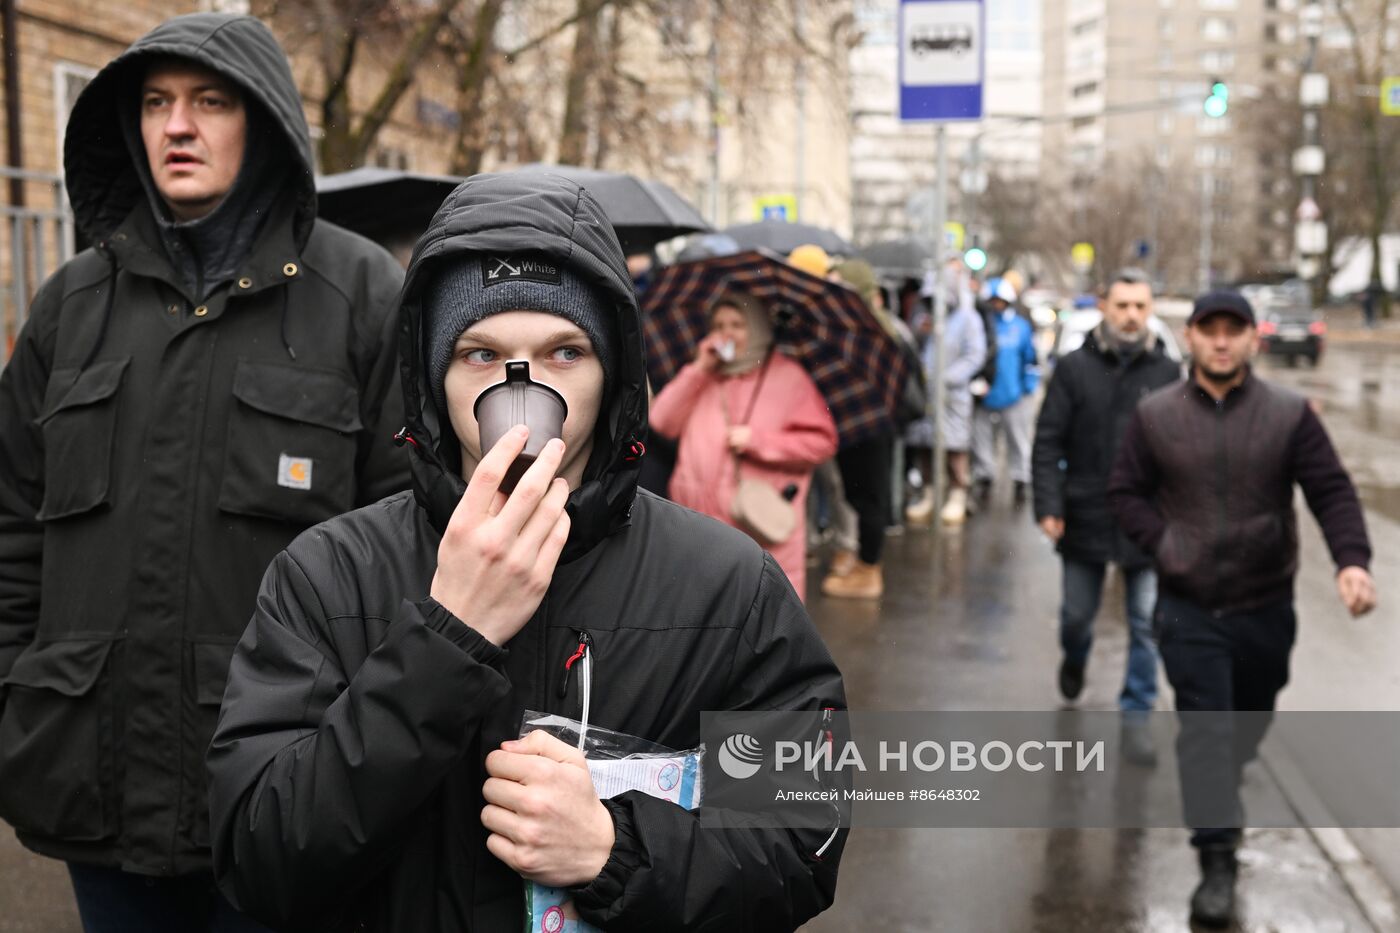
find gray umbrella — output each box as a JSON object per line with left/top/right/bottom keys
{"left": 860, "top": 238, "right": 938, "bottom": 279}
{"left": 517, "top": 164, "right": 710, "bottom": 254}
{"left": 721, "top": 220, "right": 855, "bottom": 257}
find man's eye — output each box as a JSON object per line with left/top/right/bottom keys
{"left": 200, "top": 96, "right": 229, "bottom": 109}
{"left": 144, "top": 96, "right": 168, "bottom": 110}
{"left": 552, "top": 346, "right": 584, "bottom": 363}
{"left": 463, "top": 349, "right": 497, "bottom": 364}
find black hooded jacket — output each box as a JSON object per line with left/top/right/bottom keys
{"left": 0, "top": 14, "right": 407, "bottom": 875}
{"left": 206, "top": 172, "right": 848, "bottom": 932}
{"left": 1031, "top": 326, "right": 1181, "bottom": 568}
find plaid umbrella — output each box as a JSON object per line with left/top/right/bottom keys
{"left": 641, "top": 251, "right": 909, "bottom": 447}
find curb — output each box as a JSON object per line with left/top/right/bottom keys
{"left": 1261, "top": 744, "right": 1400, "bottom": 933}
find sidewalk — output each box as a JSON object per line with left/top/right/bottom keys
{"left": 803, "top": 496, "right": 1392, "bottom": 931}
{"left": 1323, "top": 304, "right": 1400, "bottom": 346}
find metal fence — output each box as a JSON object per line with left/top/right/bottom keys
{"left": 2, "top": 166, "right": 76, "bottom": 363}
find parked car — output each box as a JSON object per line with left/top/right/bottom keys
{"left": 1241, "top": 282, "right": 1326, "bottom": 366}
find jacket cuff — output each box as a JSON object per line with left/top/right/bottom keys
{"left": 1334, "top": 551, "right": 1371, "bottom": 574}
{"left": 414, "top": 597, "right": 507, "bottom": 667}
{"left": 571, "top": 797, "right": 642, "bottom": 912}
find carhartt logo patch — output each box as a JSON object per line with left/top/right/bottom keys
{"left": 278, "top": 454, "right": 313, "bottom": 491}
{"left": 481, "top": 254, "right": 562, "bottom": 288}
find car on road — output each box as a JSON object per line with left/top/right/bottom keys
{"left": 1241, "top": 282, "right": 1327, "bottom": 367}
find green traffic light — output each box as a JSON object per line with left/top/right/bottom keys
{"left": 964, "top": 247, "right": 988, "bottom": 272}
{"left": 1203, "top": 96, "right": 1228, "bottom": 118}
{"left": 1212, "top": 82, "right": 1229, "bottom": 100}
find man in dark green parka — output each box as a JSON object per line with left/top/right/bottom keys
{"left": 0, "top": 13, "right": 407, "bottom": 929}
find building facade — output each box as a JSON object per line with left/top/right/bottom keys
{"left": 1041, "top": 0, "right": 1306, "bottom": 289}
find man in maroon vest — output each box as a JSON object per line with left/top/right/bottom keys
{"left": 1109, "top": 290, "right": 1375, "bottom": 929}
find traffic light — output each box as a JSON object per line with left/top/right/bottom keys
{"left": 1203, "top": 79, "right": 1229, "bottom": 118}
{"left": 964, "top": 247, "right": 988, "bottom": 272}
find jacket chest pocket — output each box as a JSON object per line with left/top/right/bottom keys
{"left": 35, "top": 358, "right": 130, "bottom": 521}
{"left": 219, "top": 360, "right": 363, "bottom": 526}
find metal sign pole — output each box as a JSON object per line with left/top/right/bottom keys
{"left": 931, "top": 125, "right": 949, "bottom": 523}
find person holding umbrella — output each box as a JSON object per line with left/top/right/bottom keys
{"left": 650, "top": 292, "right": 837, "bottom": 599}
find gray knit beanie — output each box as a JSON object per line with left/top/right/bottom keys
{"left": 426, "top": 253, "right": 618, "bottom": 413}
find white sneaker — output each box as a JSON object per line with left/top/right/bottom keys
{"left": 940, "top": 487, "right": 968, "bottom": 526}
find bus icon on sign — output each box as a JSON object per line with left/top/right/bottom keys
{"left": 910, "top": 24, "right": 974, "bottom": 57}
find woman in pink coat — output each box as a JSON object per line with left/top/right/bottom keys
{"left": 651, "top": 293, "right": 838, "bottom": 600}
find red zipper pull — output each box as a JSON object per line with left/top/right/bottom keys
{"left": 558, "top": 634, "right": 589, "bottom": 699}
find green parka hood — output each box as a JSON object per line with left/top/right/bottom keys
{"left": 63, "top": 12, "right": 316, "bottom": 249}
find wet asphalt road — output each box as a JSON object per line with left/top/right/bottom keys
{"left": 802, "top": 336, "right": 1400, "bottom": 932}
{"left": 2, "top": 335, "right": 1397, "bottom": 932}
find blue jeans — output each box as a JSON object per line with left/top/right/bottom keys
{"left": 1058, "top": 557, "right": 1159, "bottom": 712}
{"left": 67, "top": 863, "right": 271, "bottom": 933}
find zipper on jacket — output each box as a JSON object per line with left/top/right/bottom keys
{"left": 558, "top": 630, "right": 594, "bottom": 750}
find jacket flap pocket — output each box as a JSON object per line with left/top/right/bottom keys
{"left": 38, "top": 359, "right": 130, "bottom": 424}
{"left": 231, "top": 360, "right": 362, "bottom": 432}
{"left": 193, "top": 640, "right": 238, "bottom": 706}
{"left": 0, "top": 640, "right": 112, "bottom": 696}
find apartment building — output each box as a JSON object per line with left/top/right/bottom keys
{"left": 1041, "top": 0, "right": 1306, "bottom": 286}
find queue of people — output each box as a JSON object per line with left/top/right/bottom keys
{"left": 0, "top": 11, "right": 1381, "bottom": 933}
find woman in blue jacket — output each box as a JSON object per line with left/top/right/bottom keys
{"left": 971, "top": 277, "right": 1040, "bottom": 506}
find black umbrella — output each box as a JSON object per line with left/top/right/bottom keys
{"left": 861, "top": 238, "right": 937, "bottom": 279}
{"left": 517, "top": 164, "right": 710, "bottom": 254}
{"left": 721, "top": 220, "right": 855, "bottom": 257}
{"left": 316, "top": 167, "right": 463, "bottom": 242}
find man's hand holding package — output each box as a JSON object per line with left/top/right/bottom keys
{"left": 430, "top": 425, "right": 572, "bottom": 646}
{"left": 482, "top": 730, "right": 615, "bottom": 887}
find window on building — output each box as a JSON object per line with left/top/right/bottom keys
{"left": 1201, "top": 16, "right": 1235, "bottom": 41}
{"left": 1197, "top": 113, "right": 1232, "bottom": 133}
{"left": 1199, "top": 0, "right": 1238, "bottom": 9}
{"left": 1072, "top": 115, "right": 1097, "bottom": 130}
{"left": 1200, "top": 49, "right": 1236, "bottom": 71}
{"left": 1072, "top": 17, "right": 1100, "bottom": 36}
{"left": 1160, "top": 15, "right": 1175, "bottom": 37}
{"left": 1072, "top": 81, "right": 1100, "bottom": 98}
{"left": 52, "top": 62, "right": 98, "bottom": 166}
{"left": 1159, "top": 113, "right": 1175, "bottom": 134}
{"left": 372, "top": 146, "right": 411, "bottom": 171}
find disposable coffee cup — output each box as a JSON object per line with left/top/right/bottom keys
{"left": 474, "top": 360, "right": 569, "bottom": 493}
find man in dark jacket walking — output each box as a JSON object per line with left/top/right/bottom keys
{"left": 1109, "top": 290, "right": 1375, "bottom": 928}
{"left": 1032, "top": 269, "right": 1179, "bottom": 760}
{"left": 206, "top": 172, "right": 848, "bottom": 932}
{"left": 0, "top": 14, "right": 407, "bottom": 929}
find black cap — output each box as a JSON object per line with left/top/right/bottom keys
{"left": 1188, "top": 290, "right": 1256, "bottom": 327}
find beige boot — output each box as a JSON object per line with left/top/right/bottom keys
{"left": 821, "top": 561, "right": 884, "bottom": 600}
{"left": 940, "top": 487, "right": 968, "bottom": 526}
{"left": 905, "top": 488, "right": 935, "bottom": 526}
{"left": 827, "top": 549, "right": 858, "bottom": 578}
